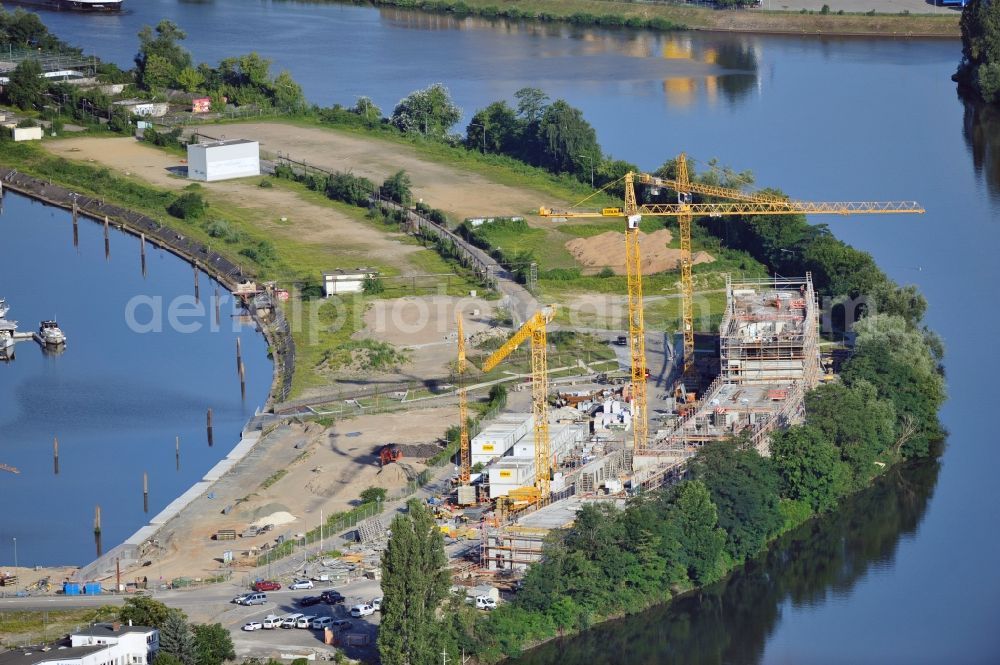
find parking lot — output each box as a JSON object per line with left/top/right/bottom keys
{"left": 224, "top": 578, "right": 384, "bottom": 662}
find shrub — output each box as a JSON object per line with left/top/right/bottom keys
{"left": 167, "top": 192, "right": 207, "bottom": 220}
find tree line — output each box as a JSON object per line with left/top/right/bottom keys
{"left": 957, "top": 0, "right": 1000, "bottom": 106}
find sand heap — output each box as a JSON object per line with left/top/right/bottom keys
{"left": 251, "top": 511, "right": 297, "bottom": 529}
{"left": 565, "top": 229, "right": 715, "bottom": 275}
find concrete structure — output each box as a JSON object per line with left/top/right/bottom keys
{"left": 0, "top": 623, "right": 160, "bottom": 665}
{"left": 112, "top": 100, "right": 169, "bottom": 118}
{"left": 322, "top": 268, "right": 378, "bottom": 296}
{"left": 186, "top": 139, "right": 260, "bottom": 182}
{"left": 12, "top": 126, "right": 42, "bottom": 142}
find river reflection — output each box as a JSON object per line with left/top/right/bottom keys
{"left": 511, "top": 457, "right": 940, "bottom": 665}
{"left": 962, "top": 97, "right": 1000, "bottom": 204}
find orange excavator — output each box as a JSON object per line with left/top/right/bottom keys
{"left": 378, "top": 445, "right": 402, "bottom": 467}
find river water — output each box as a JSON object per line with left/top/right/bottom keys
{"left": 0, "top": 192, "right": 271, "bottom": 567}
{"left": 14, "top": 1, "right": 1000, "bottom": 661}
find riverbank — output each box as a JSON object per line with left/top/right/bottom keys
{"left": 360, "top": 0, "right": 961, "bottom": 37}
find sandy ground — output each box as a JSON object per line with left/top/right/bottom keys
{"left": 201, "top": 122, "right": 566, "bottom": 222}
{"left": 126, "top": 409, "right": 450, "bottom": 582}
{"left": 43, "top": 137, "right": 424, "bottom": 266}
{"left": 565, "top": 229, "right": 714, "bottom": 275}
{"left": 769, "top": 0, "right": 956, "bottom": 13}
{"left": 357, "top": 295, "right": 499, "bottom": 382}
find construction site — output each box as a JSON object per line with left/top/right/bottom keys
{"left": 439, "top": 160, "right": 921, "bottom": 578}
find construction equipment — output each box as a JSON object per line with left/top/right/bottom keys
{"left": 456, "top": 312, "right": 471, "bottom": 484}
{"left": 0, "top": 463, "right": 19, "bottom": 474}
{"left": 378, "top": 445, "right": 402, "bottom": 467}
{"left": 481, "top": 306, "right": 556, "bottom": 499}
{"left": 540, "top": 156, "right": 924, "bottom": 451}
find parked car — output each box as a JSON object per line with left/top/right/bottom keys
{"left": 295, "top": 615, "right": 316, "bottom": 628}
{"left": 289, "top": 579, "right": 314, "bottom": 590}
{"left": 252, "top": 580, "right": 281, "bottom": 592}
{"left": 232, "top": 594, "right": 249, "bottom": 604}
{"left": 372, "top": 597, "right": 382, "bottom": 611}
{"left": 280, "top": 618, "right": 298, "bottom": 629}
{"left": 331, "top": 619, "right": 352, "bottom": 630}
{"left": 240, "top": 592, "right": 267, "bottom": 605}
{"left": 350, "top": 603, "right": 375, "bottom": 618}
{"left": 320, "top": 590, "right": 345, "bottom": 604}
{"left": 311, "top": 617, "right": 333, "bottom": 630}
{"left": 241, "top": 621, "right": 263, "bottom": 632}
{"left": 262, "top": 616, "right": 282, "bottom": 629}
{"left": 474, "top": 595, "right": 497, "bottom": 610}
{"left": 298, "top": 595, "right": 322, "bottom": 607}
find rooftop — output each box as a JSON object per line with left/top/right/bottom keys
{"left": 73, "top": 623, "right": 156, "bottom": 638}
{"left": 189, "top": 138, "right": 258, "bottom": 148}
{"left": 0, "top": 646, "right": 109, "bottom": 665}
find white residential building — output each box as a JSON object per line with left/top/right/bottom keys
{"left": 1, "top": 623, "right": 158, "bottom": 665}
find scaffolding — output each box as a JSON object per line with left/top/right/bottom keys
{"left": 719, "top": 274, "right": 820, "bottom": 389}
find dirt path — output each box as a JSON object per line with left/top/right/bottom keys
{"left": 43, "top": 137, "right": 424, "bottom": 266}
{"left": 202, "top": 122, "right": 566, "bottom": 222}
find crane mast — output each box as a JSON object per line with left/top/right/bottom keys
{"left": 481, "top": 307, "right": 555, "bottom": 498}
{"left": 457, "top": 312, "right": 471, "bottom": 484}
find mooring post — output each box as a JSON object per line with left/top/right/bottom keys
{"left": 175, "top": 435, "right": 180, "bottom": 471}
{"left": 104, "top": 217, "right": 110, "bottom": 261}
{"left": 236, "top": 337, "right": 243, "bottom": 374}
{"left": 94, "top": 505, "right": 102, "bottom": 557}
{"left": 53, "top": 436, "right": 59, "bottom": 475}
{"left": 239, "top": 360, "right": 246, "bottom": 400}
{"left": 140, "top": 233, "right": 147, "bottom": 277}
{"left": 207, "top": 408, "right": 214, "bottom": 446}
{"left": 194, "top": 263, "right": 200, "bottom": 304}
{"left": 214, "top": 287, "right": 221, "bottom": 327}
{"left": 143, "top": 471, "right": 149, "bottom": 514}
{"left": 72, "top": 201, "right": 79, "bottom": 248}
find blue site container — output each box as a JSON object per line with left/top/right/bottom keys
{"left": 83, "top": 582, "right": 102, "bottom": 595}
{"left": 63, "top": 581, "right": 81, "bottom": 595}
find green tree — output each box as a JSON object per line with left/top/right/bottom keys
{"left": 119, "top": 596, "right": 185, "bottom": 628}
{"left": 175, "top": 66, "right": 205, "bottom": 93}
{"left": 6, "top": 58, "right": 45, "bottom": 110}
{"left": 352, "top": 96, "right": 382, "bottom": 122}
{"left": 168, "top": 192, "right": 208, "bottom": 220}
{"left": 466, "top": 101, "right": 519, "bottom": 154}
{"left": 152, "top": 654, "right": 184, "bottom": 665}
{"left": 378, "top": 499, "right": 450, "bottom": 665}
{"left": 805, "top": 381, "right": 896, "bottom": 486}
{"left": 159, "top": 613, "right": 197, "bottom": 665}
{"left": 360, "top": 486, "right": 387, "bottom": 504}
{"left": 770, "top": 425, "right": 850, "bottom": 513}
{"left": 691, "top": 440, "right": 783, "bottom": 562}
{"left": 667, "top": 480, "right": 727, "bottom": 584}
{"left": 272, "top": 70, "right": 305, "bottom": 110}
{"left": 536, "top": 100, "right": 602, "bottom": 176}
{"left": 136, "top": 20, "right": 192, "bottom": 90}
{"left": 381, "top": 170, "right": 413, "bottom": 206}
{"left": 390, "top": 83, "right": 461, "bottom": 136}
{"left": 191, "top": 623, "right": 235, "bottom": 665}
{"left": 958, "top": 0, "right": 1000, "bottom": 104}
{"left": 513, "top": 86, "right": 549, "bottom": 123}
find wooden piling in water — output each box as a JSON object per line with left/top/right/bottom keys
{"left": 94, "top": 505, "right": 102, "bottom": 557}
{"left": 72, "top": 201, "right": 79, "bottom": 248}
{"left": 214, "top": 287, "right": 221, "bottom": 326}
{"left": 236, "top": 337, "right": 242, "bottom": 373}
{"left": 143, "top": 471, "right": 149, "bottom": 514}
{"left": 194, "top": 263, "right": 200, "bottom": 303}
{"left": 104, "top": 217, "right": 110, "bottom": 260}
{"left": 207, "top": 408, "right": 214, "bottom": 446}
{"left": 53, "top": 436, "right": 59, "bottom": 475}
{"left": 140, "top": 233, "right": 147, "bottom": 278}
{"left": 239, "top": 360, "right": 246, "bottom": 400}
{"left": 175, "top": 435, "right": 180, "bottom": 471}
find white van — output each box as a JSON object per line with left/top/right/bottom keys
{"left": 262, "top": 615, "right": 282, "bottom": 629}
{"left": 350, "top": 603, "right": 375, "bottom": 618}
{"left": 296, "top": 615, "right": 316, "bottom": 629}
{"left": 475, "top": 595, "right": 497, "bottom": 610}
{"left": 311, "top": 617, "right": 333, "bottom": 630}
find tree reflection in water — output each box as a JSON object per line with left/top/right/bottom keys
{"left": 963, "top": 98, "right": 1000, "bottom": 204}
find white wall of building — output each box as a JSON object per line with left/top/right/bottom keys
{"left": 187, "top": 141, "right": 260, "bottom": 182}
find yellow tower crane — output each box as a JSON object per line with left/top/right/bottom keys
{"left": 540, "top": 160, "right": 924, "bottom": 451}
{"left": 480, "top": 306, "right": 556, "bottom": 500}
{"left": 456, "top": 311, "right": 471, "bottom": 485}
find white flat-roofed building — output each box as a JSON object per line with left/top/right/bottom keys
{"left": 186, "top": 138, "right": 260, "bottom": 182}
{"left": 322, "top": 268, "right": 379, "bottom": 296}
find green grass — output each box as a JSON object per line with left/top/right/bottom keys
{"left": 260, "top": 468, "right": 288, "bottom": 489}
{"left": 0, "top": 607, "right": 120, "bottom": 647}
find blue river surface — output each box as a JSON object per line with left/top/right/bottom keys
{"left": 0, "top": 192, "right": 272, "bottom": 567}
{"left": 4, "top": 1, "right": 1000, "bottom": 662}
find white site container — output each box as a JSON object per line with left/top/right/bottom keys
{"left": 187, "top": 138, "right": 260, "bottom": 182}
{"left": 488, "top": 458, "right": 535, "bottom": 498}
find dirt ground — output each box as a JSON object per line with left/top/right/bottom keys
{"left": 200, "top": 122, "right": 567, "bottom": 222}
{"left": 131, "top": 410, "right": 450, "bottom": 582}
{"left": 357, "top": 295, "right": 499, "bottom": 381}
{"left": 43, "top": 137, "right": 424, "bottom": 267}
{"left": 565, "top": 229, "right": 715, "bottom": 275}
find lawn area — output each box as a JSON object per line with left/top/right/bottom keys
{"left": 0, "top": 607, "right": 119, "bottom": 648}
